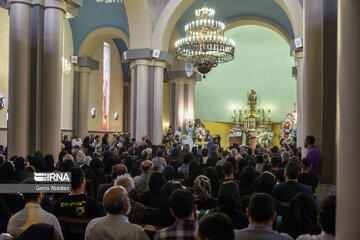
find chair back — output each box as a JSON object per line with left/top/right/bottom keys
{"left": 57, "top": 216, "right": 92, "bottom": 240}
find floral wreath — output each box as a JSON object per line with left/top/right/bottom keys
{"left": 280, "top": 113, "right": 296, "bottom": 145}
{"left": 257, "top": 130, "right": 274, "bottom": 146}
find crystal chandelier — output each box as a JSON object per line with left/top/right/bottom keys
{"left": 175, "top": 0, "right": 235, "bottom": 78}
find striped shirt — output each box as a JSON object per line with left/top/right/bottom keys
{"left": 154, "top": 219, "right": 197, "bottom": 240}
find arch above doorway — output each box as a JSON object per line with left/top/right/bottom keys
{"left": 78, "top": 27, "right": 130, "bottom": 57}
{"left": 225, "top": 16, "right": 292, "bottom": 45}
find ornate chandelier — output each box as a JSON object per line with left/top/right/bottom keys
{"left": 175, "top": 0, "right": 235, "bottom": 78}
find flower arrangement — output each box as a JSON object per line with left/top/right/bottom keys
{"left": 194, "top": 119, "right": 206, "bottom": 141}
{"left": 257, "top": 130, "right": 274, "bottom": 145}
{"left": 280, "top": 113, "right": 296, "bottom": 145}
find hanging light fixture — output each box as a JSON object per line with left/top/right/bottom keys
{"left": 175, "top": 0, "right": 235, "bottom": 78}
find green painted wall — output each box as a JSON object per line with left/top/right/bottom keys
{"left": 195, "top": 25, "right": 296, "bottom": 122}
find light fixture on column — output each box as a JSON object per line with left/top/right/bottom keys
{"left": 175, "top": 0, "right": 235, "bottom": 78}
{"left": 90, "top": 108, "right": 97, "bottom": 118}
{"left": 0, "top": 96, "right": 5, "bottom": 110}
{"left": 62, "top": 57, "right": 72, "bottom": 74}
{"left": 114, "top": 112, "right": 119, "bottom": 120}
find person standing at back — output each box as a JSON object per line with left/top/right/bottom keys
{"left": 304, "top": 136, "right": 320, "bottom": 175}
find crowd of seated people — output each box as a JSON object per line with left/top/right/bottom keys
{"left": 0, "top": 133, "right": 335, "bottom": 240}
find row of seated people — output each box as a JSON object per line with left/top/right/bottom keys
{"left": 1, "top": 179, "right": 335, "bottom": 240}
{"left": 0, "top": 154, "right": 329, "bottom": 240}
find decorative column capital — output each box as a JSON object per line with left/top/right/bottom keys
{"left": 122, "top": 48, "right": 173, "bottom": 65}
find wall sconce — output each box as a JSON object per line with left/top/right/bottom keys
{"left": 62, "top": 57, "right": 72, "bottom": 74}
{"left": 0, "top": 97, "right": 5, "bottom": 110}
{"left": 114, "top": 112, "right": 119, "bottom": 120}
{"left": 90, "top": 108, "right": 97, "bottom": 118}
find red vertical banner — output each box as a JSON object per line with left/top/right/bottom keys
{"left": 102, "top": 42, "right": 110, "bottom": 130}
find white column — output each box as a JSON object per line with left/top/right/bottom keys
{"left": 130, "top": 59, "right": 150, "bottom": 141}
{"left": 336, "top": 0, "right": 360, "bottom": 238}
{"left": 153, "top": 62, "right": 166, "bottom": 145}
{"left": 174, "top": 80, "right": 185, "bottom": 130}
{"left": 41, "top": 0, "right": 65, "bottom": 157}
{"left": 295, "top": 51, "right": 304, "bottom": 148}
{"left": 186, "top": 79, "right": 196, "bottom": 120}
{"left": 130, "top": 66, "right": 136, "bottom": 137}
{"left": 77, "top": 67, "right": 91, "bottom": 140}
{"left": 302, "top": 0, "right": 323, "bottom": 158}
{"left": 7, "top": 0, "right": 31, "bottom": 158}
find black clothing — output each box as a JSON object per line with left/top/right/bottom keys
{"left": 298, "top": 173, "right": 319, "bottom": 193}
{"left": 271, "top": 181, "right": 313, "bottom": 203}
{"left": 278, "top": 193, "right": 321, "bottom": 238}
{"left": 53, "top": 194, "right": 102, "bottom": 218}
{"left": 274, "top": 168, "right": 285, "bottom": 183}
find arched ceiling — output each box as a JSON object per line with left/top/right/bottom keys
{"left": 176, "top": 0, "right": 294, "bottom": 38}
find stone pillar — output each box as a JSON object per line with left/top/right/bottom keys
{"left": 74, "top": 67, "right": 91, "bottom": 140}
{"left": 152, "top": 62, "right": 166, "bottom": 145}
{"left": 295, "top": 51, "right": 303, "bottom": 148}
{"left": 130, "top": 59, "right": 150, "bottom": 141}
{"left": 337, "top": 0, "right": 360, "bottom": 238}
{"left": 302, "top": 0, "right": 323, "bottom": 158}
{"left": 123, "top": 82, "right": 131, "bottom": 133}
{"left": 320, "top": 0, "right": 337, "bottom": 184}
{"left": 174, "top": 79, "right": 185, "bottom": 130}
{"left": 185, "top": 79, "right": 196, "bottom": 121}
{"left": 7, "top": 0, "right": 31, "bottom": 158}
{"left": 41, "top": 0, "right": 65, "bottom": 157}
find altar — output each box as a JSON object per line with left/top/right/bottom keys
{"left": 229, "top": 89, "right": 273, "bottom": 148}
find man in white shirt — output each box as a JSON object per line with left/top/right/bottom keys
{"left": 72, "top": 134, "right": 83, "bottom": 148}
{"left": 174, "top": 127, "right": 182, "bottom": 136}
{"left": 7, "top": 181, "right": 63, "bottom": 239}
{"left": 85, "top": 186, "right": 149, "bottom": 240}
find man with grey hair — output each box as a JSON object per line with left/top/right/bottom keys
{"left": 115, "top": 174, "right": 148, "bottom": 224}
{"left": 280, "top": 151, "right": 291, "bottom": 168}
{"left": 134, "top": 160, "right": 154, "bottom": 196}
{"left": 85, "top": 186, "right": 149, "bottom": 240}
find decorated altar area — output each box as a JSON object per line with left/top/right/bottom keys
{"left": 191, "top": 90, "right": 297, "bottom": 148}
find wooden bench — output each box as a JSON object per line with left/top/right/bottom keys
{"left": 57, "top": 216, "right": 92, "bottom": 240}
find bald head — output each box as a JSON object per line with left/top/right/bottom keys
{"left": 111, "top": 164, "right": 128, "bottom": 180}
{"left": 141, "top": 160, "right": 154, "bottom": 174}
{"left": 103, "top": 186, "right": 129, "bottom": 215}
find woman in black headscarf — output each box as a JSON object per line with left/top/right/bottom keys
{"left": 211, "top": 180, "right": 248, "bottom": 229}
{"left": 101, "top": 133, "right": 110, "bottom": 152}
{"left": 56, "top": 150, "right": 67, "bottom": 171}
{"left": 148, "top": 181, "right": 184, "bottom": 226}
{"left": 193, "top": 175, "right": 218, "bottom": 210}
{"left": 143, "top": 172, "right": 167, "bottom": 207}
{"left": 13, "top": 157, "right": 26, "bottom": 182}
{"left": 238, "top": 166, "right": 256, "bottom": 196}
{"left": 254, "top": 172, "right": 283, "bottom": 220}
{"left": 204, "top": 167, "right": 219, "bottom": 198}
{"left": 88, "top": 158, "right": 107, "bottom": 195}
{"left": 188, "top": 160, "right": 202, "bottom": 186}
{"left": 0, "top": 161, "right": 16, "bottom": 183}
{"left": 44, "top": 154, "right": 55, "bottom": 172}
{"left": 278, "top": 192, "right": 321, "bottom": 238}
